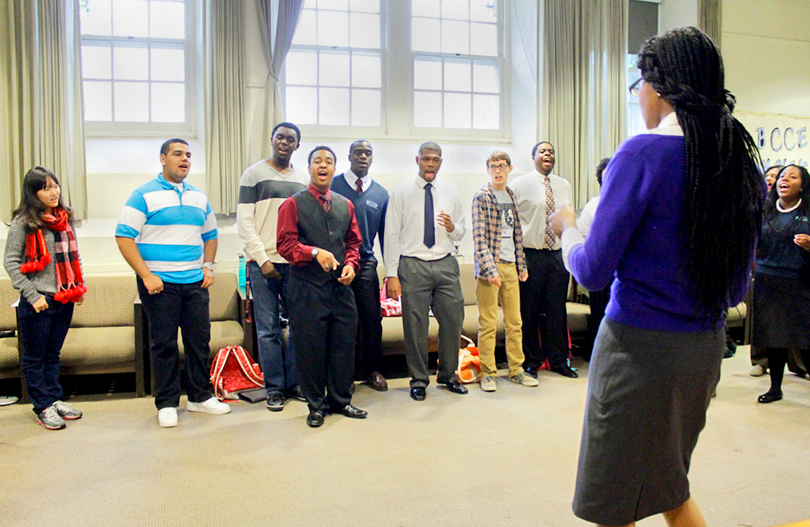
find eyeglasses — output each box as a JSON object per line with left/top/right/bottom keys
{"left": 628, "top": 77, "right": 643, "bottom": 97}
{"left": 488, "top": 163, "right": 509, "bottom": 172}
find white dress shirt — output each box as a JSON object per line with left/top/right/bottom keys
{"left": 508, "top": 170, "right": 572, "bottom": 250}
{"left": 342, "top": 169, "right": 372, "bottom": 193}
{"left": 384, "top": 175, "right": 466, "bottom": 277}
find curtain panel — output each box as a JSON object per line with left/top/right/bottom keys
{"left": 543, "top": 0, "right": 628, "bottom": 209}
{"left": 255, "top": 0, "right": 305, "bottom": 158}
{"left": 204, "top": 0, "right": 247, "bottom": 215}
{"left": 698, "top": 0, "right": 722, "bottom": 49}
{"left": 0, "top": 0, "right": 87, "bottom": 221}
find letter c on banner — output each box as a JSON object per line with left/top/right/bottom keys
{"left": 771, "top": 128, "right": 783, "bottom": 152}
{"left": 785, "top": 128, "right": 796, "bottom": 151}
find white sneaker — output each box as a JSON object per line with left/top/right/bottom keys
{"left": 158, "top": 407, "right": 178, "bottom": 428}
{"left": 0, "top": 395, "right": 18, "bottom": 406}
{"left": 749, "top": 364, "right": 766, "bottom": 377}
{"left": 187, "top": 396, "right": 231, "bottom": 415}
{"left": 480, "top": 376, "right": 497, "bottom": 392}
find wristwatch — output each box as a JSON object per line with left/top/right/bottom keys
{"left": 311, "top": 248, "right": 320, "bottom": 258}
{"left": 202, "top": 262, "right": 215, "bottom": 271}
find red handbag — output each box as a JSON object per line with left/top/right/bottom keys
{"left": 210, "top": 345, "right": 264, "bottom": 401}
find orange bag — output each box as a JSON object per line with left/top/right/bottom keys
{"left": 456, "top": 336, "right": 481, "bottom": 384}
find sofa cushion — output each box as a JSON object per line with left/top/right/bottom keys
{"left": 0, "top": 337, "right": 19, "bottom": 371}
{"left": 0, "top": 278, "right": 19, "bottom": 330}
{"left": 71, "top": 275, "right": 137, "bottom": 327}
{"left": 60, "top": 326, "right": 136, "bottom": 366}
{"left": 566, "top": 302, "right": 590, "bottom": 334}
{"left": 208, "top": 273, "right": 240, "bottom": 322}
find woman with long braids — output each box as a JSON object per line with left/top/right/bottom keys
{"left": 551, "top": 28, "right": 763, "bottom": 527}
{"left": 4, "top": 167, "right": 87, "bottom": 430}
{"left": 753, "top": 164, "right": 810, "bottom": 403}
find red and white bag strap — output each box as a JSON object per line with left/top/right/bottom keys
{"left": 210, "top": 346, "right": 235, "bottom": 399}
{"left": 232, "top": 346, "right": 263, "bottom": 386}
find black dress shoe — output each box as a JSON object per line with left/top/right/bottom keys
{"left": 331, "top": 404, "right": 368, "bottom": 418}
{"left": 441, "top": 379, "right": 469, "bottom": 395}
{"left": 284, "top": 385, "right": 307, "bottom": 402}
{"left": 306, "top": 409, "right": 325, "bottom": 427}
{"left": 757, "top": 391, "right": 783, "bottom": 404}
{"left": 551, "top": 364, "right": 579, "bottom": 378}
{"left": 410, "top": 387, "right": 426, "bottom": 401}
{"left": 524, "top": 366, "right": 539, "bottom": 379}
{"left": 367, "top": 371, "right": 388, "bottom": 391}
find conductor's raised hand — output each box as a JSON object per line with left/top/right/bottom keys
{"left": 549, "top": 205, "right": 577, "bottom": 238}
{"left": 315, "top": 248, "right": 339, "bottom": 272}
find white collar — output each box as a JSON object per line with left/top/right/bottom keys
{"left": 646, "top": 112, "right": 683, "bottom": 136}
{"left": 344, "top": 169, "right": 371, "bottom": 188}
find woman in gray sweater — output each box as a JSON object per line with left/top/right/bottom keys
{"left": 4, "top": 167, "right": 87, "bottom": 430}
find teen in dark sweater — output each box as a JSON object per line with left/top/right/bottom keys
{"left": 331, "top": 140, "right": 389, "bottom": 391}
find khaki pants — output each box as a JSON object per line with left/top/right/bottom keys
{"left": 476, "top": 261, "right": 524, "bottom": 377}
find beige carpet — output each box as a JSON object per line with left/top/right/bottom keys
{"left": 0, "top": 347, "right": 808, "bottom": 527}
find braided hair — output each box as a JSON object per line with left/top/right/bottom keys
{"left": 637, "top": 27, "right": 763, "bottom": 320}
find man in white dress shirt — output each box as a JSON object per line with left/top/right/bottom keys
{"left": 509, "top": 141, "right": 578, "bottom": 378}
{"left": 384, "top": 142, "right": 468, "bottom": 401}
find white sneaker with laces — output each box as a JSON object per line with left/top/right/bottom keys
{"left": 187, "top": 396, "right": 231, "bottom": 415}
{"left": 158, "top": 407, "right": 178, "bottom": 428}
{"left": 749, "top": 364, "right": 766, "bottom": 377}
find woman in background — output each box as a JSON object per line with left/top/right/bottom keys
{"left": 552, "top": 28, "right": 763, "bottom": 527}
{"left": 749, "top": 164, "right": 784, "bottom": 377}
{"left": 4, "top": 167, "right": 86, "bottom": 430}
{"left": 753, "top": 164, "right": 810, "bottom": 403}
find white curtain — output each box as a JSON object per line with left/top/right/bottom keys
{"left": 254, "top": 0, "right": 305, "bottom": 158}
{"left": 699, "top": 0, "right": 722, "bottom": 49}
{"left": 543, "top": 0, "right": 628, "bottom": 209}
{"left": 204, "top": 0, "right": 247, "bottom": 215}
{"left": 0, "top": 0, "right": 87, "bottom": 220}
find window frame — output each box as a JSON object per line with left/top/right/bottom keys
{"left": 79, "top": 0, "right": 197, "bottom": 138}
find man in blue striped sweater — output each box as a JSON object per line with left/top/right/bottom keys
{"left": 116, "top": 138, "right": 231, "bottom": 428}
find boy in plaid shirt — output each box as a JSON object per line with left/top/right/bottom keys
{"left": 472, "top": 152, "right": 538, "bottom": 392}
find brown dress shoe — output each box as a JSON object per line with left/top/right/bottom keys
{"left": 367, "top": 371, "right": 388, "bottom": 391}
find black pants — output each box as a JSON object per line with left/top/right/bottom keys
{"left": 352, "top": 259, "right": 383, "bottom": 379}
{"left": 287, "top": 275, "right": 357, "bottom": 412}
{"left": 520, "top": 248, "right": 570, "bottom": 369}
{"left": 585, "top": 279, "right": 613, "bottom": 361}
{"left": 138, "top": 279, "right": 212, "bottom": 410}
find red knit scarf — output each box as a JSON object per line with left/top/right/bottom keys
{"left": 20, "top": 207, "right": 86, "bottom": 303}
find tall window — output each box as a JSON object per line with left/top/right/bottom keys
{"left": 79, "top": 0, "right": 192, "bottom": 130}
{"left": 285, "top": 0, "right": 383, "bottom": 128}
{"left": 284, "top": 0, "right": 506, "bottom": 137}
{"left": 411, "top": 0, "right": 501, "bottom": 130}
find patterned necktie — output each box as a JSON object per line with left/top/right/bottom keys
{"left": 424, "top": 183, "right": 435, "bottom": 248}
{"left": 319, "top": 194, "right": 331, "bottom": 213}
{"left": 544, "top": 176, "right": 556, "bottom": 249}
{"left": 355, "top": 178, "right": 363, "bottom": 195}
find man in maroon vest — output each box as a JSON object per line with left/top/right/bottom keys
{"left": 277, "top": 146, "right": 366, "bottom": 428}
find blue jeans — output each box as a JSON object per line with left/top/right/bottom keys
{"left": 17, "top": 295, "right": 74, "bottom": 413}
{"left": 250, "top": 261, "right": 298, "bottom": 395}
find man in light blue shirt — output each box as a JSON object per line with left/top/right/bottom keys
{"left": 116, "top": 138, "right": 230, "bottom": 428}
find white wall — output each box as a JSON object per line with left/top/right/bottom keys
{"left": 658, "top": 0, "right": 698, "bottom": 32}
{"left": 722, "top": 0, "right": 810, "bottom": 117}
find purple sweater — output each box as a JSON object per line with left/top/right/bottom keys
{"left": 567, "top": 133, "right": 748, "bottom": 332}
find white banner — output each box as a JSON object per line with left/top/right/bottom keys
{"left": 736, "top": 110, "right": 810, "bottom": 169}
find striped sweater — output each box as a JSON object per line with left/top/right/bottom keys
{"left": 236, "top": 159, "right": 308, "bottom": 266}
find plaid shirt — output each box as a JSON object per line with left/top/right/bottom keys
{"left": 472, "top": 183, "right": 527, "bottom": 279}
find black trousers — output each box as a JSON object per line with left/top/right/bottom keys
{"left": 352, "top": 259, "right": 383, "bottom": 379}
{"left": 287, "top": 275, "right": 357, "bottom": 412}
{"left": 520, "top": 248, "right": 570, "bottom": 369}
{"left": 585, "top": 279, "right": 613, "bottom": 361}
{"left": 138, "top": 279, "right": 212, "bottom": 410}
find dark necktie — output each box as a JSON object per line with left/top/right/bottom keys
{"left": 424, "top": 183, "right": 435, "bottom": 248}
{"left": 355, "top": 178, "right": 363, "bottom": 194}
{"left": 319, "top": 194, "right": 331, "bottom": 213}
